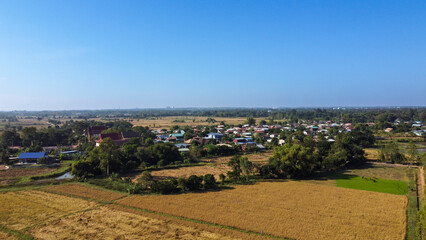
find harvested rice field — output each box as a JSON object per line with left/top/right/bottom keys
{"left": 44, "top": 183, "right": 125, "bottom": 202}
{"left": 117, "top": 181, "right": 408, "bottom": 240}
{"left": 0, "top": 190, "right": 96, "bottom": 230}
{"left": 30, "top": 205, "right": 239, "bottom": 240}
{"left": 203, "top": 151, "right": 273, "bottom": 165}
{"left": 148, "top": 165, "right": 228, "bottom": 181}
{"left": 128, "top": 152, "right": 273, "bottom": 182}
{"left": 0, "top": 230, "right": 19, "bottom": 240}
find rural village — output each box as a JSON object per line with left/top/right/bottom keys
{"left": 0, "top": 108, "right": 426, "bottom": 239}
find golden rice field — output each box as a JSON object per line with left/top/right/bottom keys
{"left": 117, "top": 181, "right": 408, "bottom": 240}
{"left": 129, "top": 152, "right": 273, "bottom": 181}
{"left": 44, "top": 183, "right": 125, "bottom": 202}
{"left": 147, "top": 165, "right": 229, "bottom": 181}
{"left": 0, "top": 230, "right": 19, "bottom": 240}
{"left": 204, "top": 151, "right": 273, "bottom": 165}
{"left": 30, "top": 205, "right": 239, "bottom": 240}
{"left": 0, "top": 190, "right": 96, "bottom": 230}
{"left": 129, "top": 116, "right": 264, "bottom": 129}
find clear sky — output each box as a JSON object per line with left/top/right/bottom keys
{"left": 0, "top": 0, "right": 425, "bottom": 110}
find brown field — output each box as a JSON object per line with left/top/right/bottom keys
{"left": 0, "top": 190, "right": 96, "bottom": 230}
{"left": 0, "top": 231, "right": 19, "bottom": 240}
{"left": 129, "top": 151, "right": 273, "bottom": 181}
{"left": 0, "top": 167, "right": 59, "bottom": 185}
{"left": 365, "top": 148, "right": 380, "bottom": 161}
{"left": 204, "top": 151, "right": 273, "bottom": 165}
{"left": 43, "top": 183, "right": 125, "bottom": 202}
{"left": 0, "top": 118, "right": 54, "bottom": 131}
{"left": 89, "top": 116, "right": 265, "bottom": 129}
{"left": 30, "top": 205, "right": 239, "bottom": 240}
{"left": 117, "top": 181, "right": 407, "bottom": 240}
{"left": 148, "top": 165, "right": 229, "bottom": 181}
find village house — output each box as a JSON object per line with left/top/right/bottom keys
{"left": 18, "top": 152, "right": 48, "bottom": 164}
{"left": 205, "top": 133, "right": 223, "bottom": 140}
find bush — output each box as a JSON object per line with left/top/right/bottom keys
{"left": 151, "top": 179, "right": 178, "bottom": 194}
{"left": 186, "top": 175, "right": 203, "bottom": 191}
{"left": 137, "top": 171, "right": 154, "bottom": 189}
{"left": 203, "top": 174, "right": 217, "bottom": 190}
{"left": 127, "top": 182, "right": 144, "bottom": 194}
{"left": 219, "top": 173, "right": 226, "bottom": 185}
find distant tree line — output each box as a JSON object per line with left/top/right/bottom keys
{"left": 1, "top": 108, "right": 425, "bottom": 123}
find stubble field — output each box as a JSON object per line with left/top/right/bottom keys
{"left": 114, "top": 116, "right": 264, "bottom": 129}
{"left": 0, "top": 190, "right": 96, "bottom": 231}
{"left": 44, "top": 183, "right": 125, "bottom": 202}
{"left": 30, "top": 205, "right": 238, "bottom": 240}
{"left": 117, "top": 181, "right": 408, "bottom": 240}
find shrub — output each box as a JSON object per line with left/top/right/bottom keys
{"left": 203, "top": 174, "right": 217, "bottom": 190}
{"left": 151, "top": 179, "right": 178, "bottom": 194}
{"left": 186, "top": 175, "right": 203, "bottom": 191}
{"left": 127, "top": 183, "right": 144, "bottom": 194}
{"left": 137, "top": 171, "right": 154, "bottom": 189}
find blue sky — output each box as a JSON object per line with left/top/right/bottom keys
{"left": 0, "top": 0, "right": 425, "bottom": 110}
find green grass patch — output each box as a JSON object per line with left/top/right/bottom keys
{"left": 406, "top": 192, "right": 418, "bottom": 240}
{"left": 333, "top": 174, "right": 409, "bottom": 195}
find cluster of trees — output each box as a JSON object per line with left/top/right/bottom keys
{"left": 226, "top": 155, "right": 255, "bottom": 183}
{"left": 379, "top": 141, "right": 420, "bottom": 164}
{"left": 94, "top": 171, "right": 218, "bottom": 195}
{"left": 71, "top": 139, "right": 184, "bottom": 179}
{"left": 148, "top": 173, "right": 217, "bottom": 194}
{"left": 259, "top": 129, "right": 373, "bottom": 179}
{"left": 2, "top": 108, "right": 426, "bottom": 123}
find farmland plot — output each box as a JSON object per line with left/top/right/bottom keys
{"left": 0, "top": 167, "right": 58, "bottom": 185}
{"left": 148, "top": 165, "right": 229, "bottom": 181}
{"left": 117, "top": 181, "right": 407, "bottom": 240}
{"left": 44, "top": 183, "right": 125, "bottom": 202}
{"left": 0, "top": 230, "right": 19, "bottom": 240}
{"left": 30, "top": 205, "right": 239, "bottom": 240}
{"left": 0, "top": 190, "right": 96, "bottom": 230}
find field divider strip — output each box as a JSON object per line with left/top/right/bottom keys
{"left": 0, "top": 224, "right": 34, "bottom": 240}
{"left": 113, "top": 202, "right": 290, "bottom": 240}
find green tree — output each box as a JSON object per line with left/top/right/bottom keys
{"left": 0, "top": 130, "right": 21, "bottom": 147}
{"left": 186, "top": 175, "right": 203, "bottom": 191}
{"left": 0, "top": 149, "right": 11, "bottom": 165}
{"left": 203, "top": 174, "right": 217, "bottom": 189}
{"left": 269, "top": 143, "right": 319, "bottom": 178}
{"left": 21, "top": 127, "right": 38, "bottom": 147}
{"left": 245, "top": 117, "right": 256, "bottom": 126}
{"left": 227, "top": 156, "right": 254, "bottom": 182}
{"left": 137, "top": 171, "right": 154, "bottom": 189}
{"left": 408, "top": 141, "right": 420, "bottom": 164}
{"left": 98, "top": 138, "right": 121, "bottom": 176}
{"left": 381, "top": 141, "right": 405, "bottom": 164}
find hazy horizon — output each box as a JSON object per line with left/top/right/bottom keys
{"left": 1, "top": 1, "right": 425, "bottom": 110}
